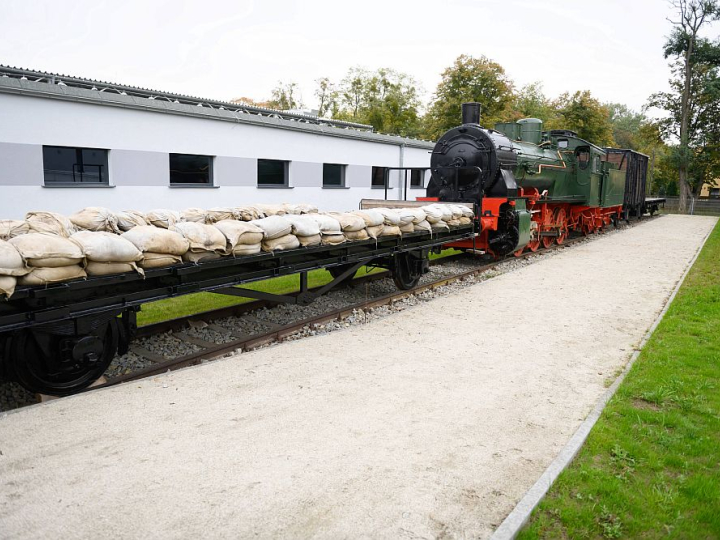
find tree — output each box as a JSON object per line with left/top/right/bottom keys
{"left": 268, "top": 81, "right": 303, "bottom": 111}
{"left": 423, "top": 55, "right": 514, "bottom": 140}
{"left": 649, "top": 0, "right": 720, "bottom": 211}
{"left": 550, "top": 91, "right": 615, "bottom": 146}
{"left": 507, "top": 82, "right": 558, "bottom": 124}
{"left": 314, "top": 77, "right": 338, "bottom": 118}
{"left": 606, "top": 103, "right": 646, "bottom": 149}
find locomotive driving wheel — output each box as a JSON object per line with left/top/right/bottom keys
{"left": 541, "top": 210, "right": 555, "bottom": 249}
{"left": 6, "top": 319, "right": 119, "bottom": 396}
{"left": 554, "top": 208, "right": 568, "bottom": 245}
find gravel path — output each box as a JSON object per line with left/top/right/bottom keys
{"left": 0, "top": 215, "right": 715, "bottom": 540}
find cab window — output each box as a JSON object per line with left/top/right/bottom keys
{"left": 576, "top": 148, "right": 590, "bottom": 170}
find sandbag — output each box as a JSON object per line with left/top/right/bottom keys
{"left": 20, "top": 265, "right": 86, "bottom": 286}
{"left": 182, "top": 251, "right": 224, "bottom": 263}
{"left": 205, "top": 208, "right": 236, "bottom": 223}
{"left": 321, "top": 233, "right": 346, "bottom": 246}
{"left": 0, "top": 220, "right": 30, "bottom": 240}
{"left": 171, "top": 222, "right": 227, "bottom": 253}
{"left": 10, "top": 233, "right": 84, "bottom": 267}
{"left": 366, "top": 225, "right": 385, "bottom": 239}
{"left": 145, "top": 209, "right": 181, "bottom": 229}
{"left": 344, "top": 229, "right": 369, "bottom": 241}
{"left": 399, "top": 222, "right": 415, "bottom": 233}
{"left": 180, "top": 208, "right": 208, "bottom": 223}
{"left": 214, "top": 220, "right": 265, "bottom": 248}
{"left": 25, "top": 211, "right": 76, "bottom": 237}
{"left": 351, "top": 210, "right": 384, "bottom": 227}
{"left": 310, "top": 214, "right": 342, "bottom": 234}
{"left": 431, "top": 221, "right": 450, "bottom": 231}
{"left": 262, "top": 234, "right": 300, "bottom": 252}
{"left": 414, "top": 220, "right": 432, "bottom": 233}
{"left": 380, "top": 225, "right": 401, "bottom": 237}
{"left": 327, "top": 212, "right": 365, "bottom": 232}
{"left": 422, "top": 205, "right": 443, "bottom": 224}
{"left": 0, "top": 276, "right": 16, "bottom": 298}
{"left": 399, "top": 208, "right": 426, "bottom": 224}
{"left": 233, "top": 206, "right": 264, "bottom": 221}
{"left": 455, "top": 205, "right": 474, "bottom": 218}
{"left": 121, "top": 226, "right": 189, "bottom": 256}
{"left": 0, "top": 240, "right": 28, "bottom": 276}
{"left": 255, "top": 203, "right": 286, "bottom": 216}
{"left": 375, "top": 208, "right": 401, "bottom": 226}
{"left": 71, "top": 231, "right": 143, "bottom": 263}
{"left": 85, "top": 261, "right": 142, "bottom": 276}
{"left": 447, "top": 219, "right": 461, "bottom": 227}
{"left": 116, "top": 211, "right": 148, "bottom": 231}
{"left": 251, "top": 216, "right": 292, "bottom": 240}
{"left": 297, "top": 234, "right": 321, "bottom": 247}
{"left": 284, "top": 215, "right": 321, "bottom": 237}
{"left": 459, "top": 216, "right": 472, "bottom": 225}
{"left": 426, "top": 204, "right": 452, "bottom": 222}
{"left": 232, "top": 243, "right": 262, "bottom": 256}
{"left": 139, "top": 252, "right": 182, "bottom": 269}
{"left": 284, "top": 203, "right": 318, "bottom": 215}
{"left": 69, "top": 207, "right": 120, "bottom": 233}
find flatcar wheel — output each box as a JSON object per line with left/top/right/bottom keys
{"left": 392, "top": 253, "right": 423, "bottom": 290}
{"left": 7, "top": 320, "right": 119, "bottom": 396}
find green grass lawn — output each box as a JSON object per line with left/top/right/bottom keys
{"left": 518, "top": 221, "right": 720, "bottom": 539}
{"left": 137, "top": 248, "right": 462, "bottom": 326}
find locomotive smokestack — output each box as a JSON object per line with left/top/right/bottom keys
{"left": 462, "top": 102, "right": 481, "bottom": 125}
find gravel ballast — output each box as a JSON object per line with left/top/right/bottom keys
{"left": 0, "top": 215, "right": 716, "bottom": 539}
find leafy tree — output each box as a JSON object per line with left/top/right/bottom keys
{"left": 606, "top": 103, "right": 646, "bottom": 149}
{"left": 314, "top": 77, "right": 338, "bottom": 118}
{"left": 268, "top": 81, "right": 303, "bottom": 111}
{"left": 550, "top": 91, "right": 614, "bottom": 146}
{"left": 507, "top": 82, "right": 558, "bottom": 124}
{"left": 423, "top": 55, "right": 514, "bottom": 139}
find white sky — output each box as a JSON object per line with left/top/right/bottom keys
{"left": 2, "top": 0, "right": 717, "bottom": 114}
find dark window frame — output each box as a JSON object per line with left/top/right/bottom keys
{"left": 258, "top": 159, "right": 290, "bottom": 187}
{"left": 410, "top": 169, "right": 425, "bottom": 188}
{"left": 42, "top": 145, "right": 109, "bottom": 186}
{"left": 371, "top": 166, "right": 389, "bottom": 188}
{"left": 169, "top": 153, "right": 214, "bottom": 186}
{"left": 323, "top": 163, "right": 346, "bottom": 188}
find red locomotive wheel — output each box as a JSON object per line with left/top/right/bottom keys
{"left": 513, "top": 248, "right": 524, "bottom": 257}
{"left": 527, "top": 239, "right": 540, "bottom": 252}
{"left": 554, "top": 208, "right": 568, "bottom": 245}
{"left": 541, "top": 210, "right": 555, "bottom": 248}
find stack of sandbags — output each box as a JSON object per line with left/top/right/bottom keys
{"left": 116, "top": 211, "right": 148, "bottom": 232}
{"left": 69, "top": 207, "right": 120, "bottom": 234}
{"left": 10, "top": 233, "right": 86, "bottom": 286}
{"left": 180, "top": 208, "right": 208, "bottom": 223}
{"left": 251, "top": 216, "right": 299, "bottom": 252}
{"left": 284, "top": 215, "right": 322, "bottom": 247}
{"left": 283, "top": 203, "right": 318, "bottom": 215}
{"left": 70, "top": 231, "right": 143, "bottom": 276}
{"left": 214, "top": 220, "right": 264, "bottom": 256}
{"left": 374, "top": 208, "right": 402, "bottom": 237}
{"left": 422, "top": 205, "right": 450, "bottom": 231}
{"left": 0, "top": 240, "right": 29, "bottom": 298}
{"left": 399, "top": 207, "right": 432, "bottom": 233}
{"left": 205, "top": 208, "right": 236, "bottom": 223}
{"left": 310, "top": 214, "right": 345, "bottom": 245}
{"left": 0, "top": 220, "right": 30, "bottom": 240}
{"left": 145, "top": 209, "right": 181, "bottom": 229}
{"left": 121, "top": 226, "right": 190, "bottom": 269}
{"left": 25, "top": 211, "right": 76, "bottom": 237}
{"left": 454, "top": 205, "right": 474, "bottom": 225}
{"left": 171, "top": 222, "right": 228, "bottom": 263}
{"left": 255, "top": 203, "right": 286, "bottom": 217}
{"left": 351, "top": 209, "right": 385, "bottom": 239}
{"left": 328, "top": 212, "right": 368, "bottom": 241}
{"left": 232, "top": 206, "right": 265, "bottom": 221}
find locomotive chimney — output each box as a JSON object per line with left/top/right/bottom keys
{"left": 462, "top": 102, "right": 481, "bottom": 125}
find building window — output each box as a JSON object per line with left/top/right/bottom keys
{"left": 323, "top": 164, "right": 346, "bottom": 188}
{"left": 258, "top": 159, "right": 289, "bottom": 187}
{"left": 410, "top": 169, "right": 425, "bottom": 188}
{"left": 372, "top": 166, "right": 388, "bottom": 188}
{"left": 42, "top": 146, "right": 109, "bottom": 185}
{"left": 169, "top": 154, "right": 212, "bottom": 185}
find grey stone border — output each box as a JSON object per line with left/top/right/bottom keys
{"left": 490, "top": 218, "right": 717, "bottom": 540}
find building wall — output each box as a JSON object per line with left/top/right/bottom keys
{"left": 0, "top": 92, "right": 433, "bottom": 219}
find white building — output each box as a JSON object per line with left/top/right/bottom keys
{"left": 0, "top": 66, "right": 435, "bottom": 219}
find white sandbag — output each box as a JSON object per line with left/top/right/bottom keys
{"left": 255, "top": 203, "right": 286, "bottom": 216}
{"left": 139, "top": 252, "right": 182, "bottom": 269}
{"left": 445, "top": 205, "right": 463, "bottom": 220}
{"left": 366, "top": 225, "right": 385, "bottom": 239}
{"left": 0, "top": 240, "right": 28, "bottom": 276}
{"left": 427, "top": 204, "right": 453, "bottom": 222}
{"left": 351, "top": 210, "right": 384, "bottom": 227}
{"left": 310, "top": 214, "right": 342, "bottom": 234}
{"left": 344, "top": 229, "right": 370, "bottom": 241}
{"left": 251, "top": 216, "right": 292, "bottom": 240}
{"left": 232, "top": 243, "right": 262, "bottom": 256}
{"left": 69, "top": 207, "right": 120, "bottom": 233}
{"left": 116, "top": 211, "right": 148, "bottom": 231}
{"left": 171, "top": 222, "right": 227, "bottom": 253}
{"left": 70, "top": 231, "right": 143, "bottom": 263}
{"left": 297, "top": 234, "right": 321, "bottom": 247}
{"left": 20, "top": 265, "right": 86, "bottom": 286}
{"left": 284, "top": 215, "right": 321, "bottom": 237}
{"left": 459, "top": 216, "right": 472, "bottom": 225}
{"left": 262, "top": 234, "right": 300, "bottom": 252}
{"left": 414, "top": 220, "right": 432, "bottom": 233}
{"left": 399, "top": 208, "right": 426, "bottom": 224}
{"left": 399, "top": 222, "right": 415, "bottom": 233}
{"left": 10, "top": 233, "right": 84, "bottom": 267}
{"left": 180, "top": 208, "right": 208, "bottom": 223}
{"left": 380, "top": 225, "right": 401, "bottom": 237}
{"left": 233, "top": 206, "right": 265, "bottom": 221}
{"left": 375, "top": 208, "right": 401, "bottom": 226}
{"left": 25, "top": 211, "right": 76, "bottom": 237}
{"left": 0, "top": 220, "right": 30, "bottom": 240}
{"left": 145, "top": 209, "right": 181, "bottom": 229}
{"left": 447, "top": 219, "right": 461, "bottom": 227}
{"left": 422, "top": 205, "right": 443, "bottom": 224}
{"left": 0, "top": 276, "right": 16, "bottom": 298}
{"left": 214, "top": 220, "right": 265, "bottom": 248}
{"left": 321, "top": 233, "right": 346, "bottom": 246}
{"left": 121, "top": 226, "right": 189, "bottom": 256}
{"left": 182, "top": 251, "right": 224, "bottom": 263}
{"left": 284, "top": 203, "right": 318, "bottom": 215}
{"left": 205, "top": 208, "right": 236, "bottom": 223}
{"left": 431, "top": 221, "right": 450, "bottom": 231}
{"left": 327, "top": 212, "right": 366, "bottom": 232}
{"left": 456, "top": 205, "right": 474, "bottom": 218}
{"left": 85, "top": 261, "right": 142, "bottom": 276}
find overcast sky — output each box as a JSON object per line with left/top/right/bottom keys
{"left": 2, "top": 0, "right": 718, "bottom": 114}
